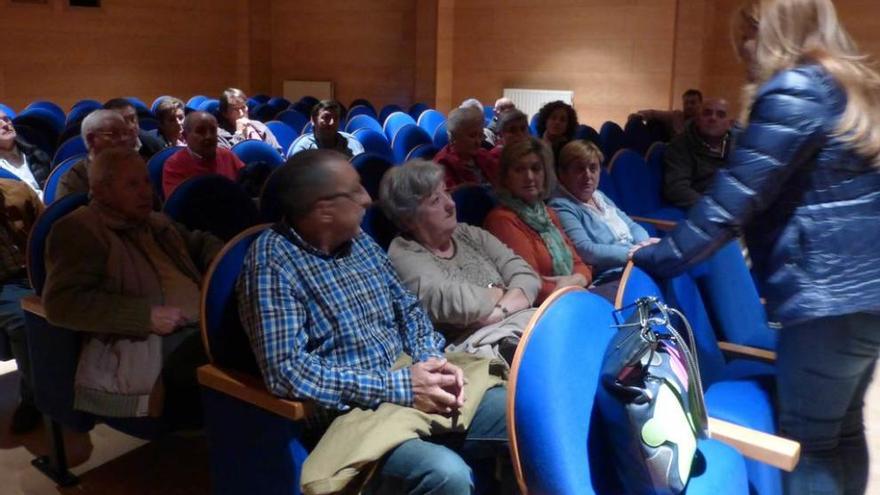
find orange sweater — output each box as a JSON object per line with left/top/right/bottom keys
{"left": 484, "top": 205, "right": 593, "bottom": 303}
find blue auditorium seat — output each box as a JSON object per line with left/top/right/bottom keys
{"left": 382, "top": 111, "right": 417, "bottom": 142}
{"left": 623, "top": 118, "right": 654, "bottom": 156}
{"left": 0, "top": 169, "right": 19, "bottom": 181}
{"left": 198, "top": 99, "right": 221, "bottom": 115}
{"left": 344, "top": 114, "right": 383, "bottom": 135}
{"left": 51, "top": 135, "right": 86, "bottom": 166}
{"left": 151, "top": 95, "right": 172, "bottom": 114}
{"left": 645, "top": 141, "right": 667, "bottom": 198}
{"left": 482, "top": 105, "right": 494, "bottom": 125}
{"left": 251, "top": 103, "right": 278, "bottom": 123}
{"left": 350, "top": 98, "right": 375, "bottom": 113}
{"left": 352, "top": 128, "right": 393, "bottom": 162}
{"left": 147, "top": 145, "right": 184, "bottom": 201}
{"left": 599, "top": 121, "right": 624, "bottom": 162}
{"left": 231, "top": 139, "right": 284, "bottom": 169}
{"left": 65, "top": 101, "right": 102, "bottom": 128}
{"left": 608, "top": 149, "right": 684, "bottom": 221}
{"left": 408, "top": 102, "right": 430, "bottom": 119}
{"left": 251, "top": 94, "right": 271, "bottom": 104}
{"left": 187, "top": 95, "right": 208, "bottom": 111}
{"left": 378, "top": 104, "right": 403, "bottom": 124}
{"left": 417, "top": 109, "right": 446, "bottom": 137}
{"left": 360, "top": 204, "right": 397, "bottom": 250}
{"left": 198, "top": 224, "right": 312, "bottom": 495}
{"left": 265, "top": 121, "right": 299, "bottom": 153}
{"left": 509, "top": 287, "right": 749, "bottom": 494}
{"left": 43, "top": 155, "right": 85, "bottom": 205}
{"left": 267, "top": 97, "right": 292, "bottom": 112}
{"left": 298, "top": 96, "right": 319, "bottom": 111}
{"left": 347, "top": 104, "right": 378, "bottom": 121}
{"left": 615, "top": 265, "right": 783, "bottom": 495}
{"left": 404, "top": 143, "right": 438, "bottom": 161}
{"left": 432, "top": 121, "right": 449, "bottom": 150}
{"left": 451, "top": 184, "right": 495, "bottom": 228}
{"left": 139, "top": 117, "right": 159, "bottom": 131}
{"left": 276, "top": 110, "right": 309, "bottom": 134}
{"left": 390, "top": 124, "right": 431, "bottom": 164}
{"left": 529, "top": 114, "right": 539, "bottom": 136}
{"left": 125, "top": 97, "right": 150, "bottom": 114}
{"left": 574, "top": 124, "right": 601, "bottom": 145}
{"left": 0, "top": 102, "right": 16, "bottom": 118}
{"left": 163, "top": 174, "right": 260, "bottom": 241}
{"left": 25, "top": 101, "right": 66, "bottom": 130}
{"left": 351, "top": 153, "right": 392, "bottom": 200}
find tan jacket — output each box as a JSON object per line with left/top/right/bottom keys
{"left": 43, "top": 202, "right": 222, "bottom": 417}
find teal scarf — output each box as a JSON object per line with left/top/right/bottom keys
{"left": 497, "top": 193, "right": 573, "bottom": 276}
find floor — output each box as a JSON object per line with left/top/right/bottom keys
{"left": 1, "top": 359, "right": 879, "bottom": 494}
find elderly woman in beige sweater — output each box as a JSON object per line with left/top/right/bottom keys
{"left": 380, "top": 160, "right": 540, "bottom": 365}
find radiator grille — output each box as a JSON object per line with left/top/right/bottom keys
{"left": 503, "top": 88, "right": 574, "bottom": 119}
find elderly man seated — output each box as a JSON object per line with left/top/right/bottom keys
{"left": 162, "top": 111, "right": 246, "bottom": 198}
{"left": 663, "top": 97, "right": 733, "bottom": 208}
{"left": 216, "top": 88, "right": 282, "bottom": 153}
{"left": 237, "top": 149, "right": 512, "bottom": 494}
{"left": 487, "top": 97, "right": 516, "bottom": 143}
{"left": 56, "top": 109, "right": 138, "bottom": 200}
{"left": 43, "top": 147, "right": 222, "bottom": 424}
{"left": 0, "top": 109, "right": 51, "bottom": 199}
{"left": 286, "top": 100, "right": 364, "bottom": 159}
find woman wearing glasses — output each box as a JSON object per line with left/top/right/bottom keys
{"left": 634, "top": 1, "right": 880, "bottom": 493}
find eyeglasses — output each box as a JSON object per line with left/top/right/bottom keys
{"left": 701, "top": 108, "right": 728, "bottom": 119}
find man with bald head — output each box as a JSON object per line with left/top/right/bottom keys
{"left": 487, "top": 97, "right": 516, "bottom": 143}
{"left": 663, "top": 97, "right": 733, "bottom": 208}
{"left": 162, "top": 111, "right": 245, "bottom": 198}
{"left": 56, "top": 109, "right": 138, "bottom": 200}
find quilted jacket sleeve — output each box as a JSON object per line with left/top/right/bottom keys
{"left": 634, "top": 66, "right": 835, "bottom": 278}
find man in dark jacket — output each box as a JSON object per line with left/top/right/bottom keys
{"left": 662, "top": 98, "right": 732, "bottom": 208}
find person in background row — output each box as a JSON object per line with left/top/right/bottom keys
{"left": 633, "top": 1, "right": 880, "bottom": 493}
{"left": 484, "top": 137, "right": 592, "bottom": 304}
{"left": 56, "top": 109, "right": 138, "bottom": 200}
{"left": 286, "top": 100, "right": 364, "bottom": 159}
{"left": 103, "top": 98, "right": 165, "bottom": 161}
{"left": 44, "top": 147, "right": 221, "bottom": 425}
{"left": 0, "top": 179, "right": 44, "bottom": 433}
{"left": 434, "top": 106, "right": 499, "bottom": 189}
{"left": 459, "top": 98, "right": 496, "bottom": 146}
{"left": 381, "top": 160, "right": 540, "bottom": 365}
{"left": 162, "top": 111, "right": 245, "bottom": 198}
{"left": 535, "top": 100, "right": 578, "bottom": 164}
{"left": 631, "top": 89, "right": 703, "bottom": 138}
{"left": 487, "top": 97, "right": 516, "bottom": 141}
{"left": 0, "top": 110, "right": 50, "bottom": 199}
{"left": 216, "top": 88, "right": 282, "bottom": 154}
{"left": 549, "top": 140, "right": 657, "bottom": 280}
{"left": 150, "top": 97, "right": 186, "bottom": 148}
{"left": 489, "top": 109, "right": 530, "bottom": 162}
{"left": 663, "top": 97, "right": 733, "bottom": 208}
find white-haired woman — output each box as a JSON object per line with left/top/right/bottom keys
{"left": 633, "top": 1, "right": 880, "bottom": 492}
{"left": 433, "top": 107, "right": 499, "bottom": 188}
{"left": 380, "top": 160, "right": 539, "bottom": 365}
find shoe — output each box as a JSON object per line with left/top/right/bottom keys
{"left": 10, "top": 401, "right": 42, "bottom": 435}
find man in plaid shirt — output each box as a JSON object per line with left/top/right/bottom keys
{"left": 238, "top": 150, "right": 510, "bottom": 494}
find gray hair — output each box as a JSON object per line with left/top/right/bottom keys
{"left": 89, "top": 147, "right": 143, "bottom": 193}
{"left": 379, "top": 159, "right": 445, "bottom": 232}
{"left": 81, "top": 110, "right": 124, "bottom": 151}
{"left": 155, "top": 96, "right": 184, "bottom": 122}
{"left": 459, "top": 98, "right": 483, "bottom": 111}
{"left": 498, "top": 109, "right": 528, "bottom": 133}
{"left": 183, "top": 111, "right": 217, "bottom": 133}
{"left": 446, "top": 106, "right": 484, "bottom": 139}
{"left": 268, "top": 149, "right": 348, "bottom": 222}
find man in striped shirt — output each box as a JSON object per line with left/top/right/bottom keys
{"left": 238, "top": 150, "right": 510, "bottom": 494}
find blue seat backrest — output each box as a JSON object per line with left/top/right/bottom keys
{"left": 614, "top": 264, "right": 665, "bottom": 321}
{"left": 360, "top": 204, "right": 397, "bottom": 250}
{"left": 597, "top": 167, "right": 622, "bottom": 206}
{"left": 509, "top": 288, "right": 623, "bottom": 494}
{"left": 139, "top": 118, "right": 159, "bottom": 131}
{"left": 645, "top": 141, "right": 667, "bottom": 197}
{"left": 25, "top": 101, "right": 66, "bottom": 130}
{"left": 379, "top": 104, "right": 404, "bottom": 125}
{"left": 66, "top": 101, "right": 102, "bottom": 127}
{"left": 348, "top": 104, "right": 378, "bottom": 121}
{"left": 27, "top": 193, "right": 89, "bottom": 295}
{"left": 202, "top": 225, "right": 267, "bottom": 374}
{"left": 345, "top": 114, "right": 383, "bottom": 135}
{"left": 432, "top": 122, "right": 450, "bottom": 150}
{"left": 383, "top": 111, "right": 417, "bottom": 143}
{"left": 43, "top": 155, "right": 85, "bottom": 205}
{"left": 163, "top": 174, "right": 260, "bottom": 241}
{"left": 391, "top": 125, "right": 431, "bottom": 164}
{"left": 408, "top": 103, "right": 430, "bottom": 120}
{"left": 266, "top": 121, "right": 299, "bottom": 153}
{"left": 349, "top": 99, "right": 375, "bottom": 114}
{"left": 608, "top": 149, "right": 659, "bottom": 215}
{"left": 0, "top": 169, "right": 20, "bottom": 181}
{"left": 15, "top": 107, "right": 64, "bottom": 135}
{"left": 599, "top": 121, "right": 624, "bottom": 162}
{"left": 352, "top": 128, "right": 393, "bottom": 162}
{"left": 575, "top": 125, "right": 600, "bottom": 145}
{"left": 0, "top": 103, "right": 16, "bottom": 119}
{"left": 451, "top": 184, "right": 496, "bottom": 228}
{"left": 231, "top": 139, "right": 284, "bottom": 168}
{"left": 482, "top": 105, "right": 494, "bottom": 125}
{"left": 404, "top": 143, "right": 438, "bottom": 162}
{"left": 187, "top": 95, "right": 208, "bottom": 110}
{"left": 351, "top": 153, "right": 392, "bottom": 201}
{"left": 528, "top": 114, "right": 539, "bottom": 137}
{"left": 623, "top": 119, "right": 653, "bottom": 156}
{"left": 417, "top": 109, "right": 446, "bottom": 137}
{"left": 198, "top": 99, "right": 220, "bottom": 115}
{"left": 276, "top": 110, "right": 309, "bottom": 134}
{"left": 147, "top": 146, "right": 184, "bottom": 201}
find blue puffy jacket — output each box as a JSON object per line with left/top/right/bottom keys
{"left": 634, "top": 64, "right": 880, "bottom": 325}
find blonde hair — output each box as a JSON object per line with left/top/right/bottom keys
{"left": 736, "top": 0, "right": 880, "bottom": 166}
{"left": 558, "top": 140, "right": 604, "bottom": 174}
{"left": 498, "top": 137, "right": 557, "bottom": 200}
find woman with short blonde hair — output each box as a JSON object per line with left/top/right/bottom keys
{"left": 634, "top": 1, "right": 880, "bottom": 492}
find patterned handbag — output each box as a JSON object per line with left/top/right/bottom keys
{"left": 596, "top": 296, "right": 708, "bottom": 494}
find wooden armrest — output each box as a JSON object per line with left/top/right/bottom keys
{"left": 708, "top": 417, "right": 800, "bottom": 471}
{"left": 630, "top": 216, "right": 677, "bottom": 231}
{"left": 717, "top": 341, "right": 776, "bottom": 362}
{"left": 197, "top": 364, "right": 312, "bottom": 421}
{"left": 21, "top": 294, "right": 46, "bottom": 318}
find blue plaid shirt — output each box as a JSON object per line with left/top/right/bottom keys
{"left": 237, "top": 224, "right": 445, "bottom": 411}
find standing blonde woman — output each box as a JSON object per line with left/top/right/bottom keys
{"left": 634, "top": 1, "right": 880, "bottom": 493}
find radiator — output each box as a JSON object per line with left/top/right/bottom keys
{"left": 503, "top": 88, "right": 574, "bottom": 119}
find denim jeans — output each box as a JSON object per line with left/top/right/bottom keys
{"left": 366, "top": 386, "right": 512, "bottom": 495}
{"left": 777, "top": 312, "right": 880, "bottom": 495}
{"left": 0, "top": 278, "right": 35, "bottom": 404}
